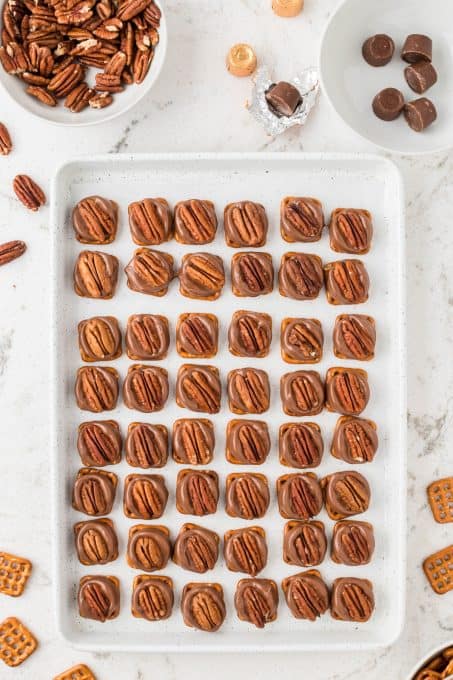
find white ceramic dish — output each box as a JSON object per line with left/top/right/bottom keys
{"left": 51, "top": 152, "right": 406, "bottom": 652}
{"left": 405, "top": 640, "right": 453, "bottom": 680}
{"left": 0, "top": 0, "right": 166, "bottom": 127}
{"left": 319, "top": 0, "right": 453, "bottom": 154}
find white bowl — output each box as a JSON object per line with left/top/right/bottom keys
{"left": 0, "top": 0, "right": 167, "bottom": 127}
{"left": 405, "top": 640, "right": 453, "bottom": 680}
{"left": 319, "top": 0, "right": 453, "bottom": 154}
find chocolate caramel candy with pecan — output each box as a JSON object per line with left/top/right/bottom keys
{"left": 234, "top": 578, "right": 278, "bottom": 628}
{"left": 281, "top": 318, "right": 323, "bottom": 364}
{"left": 125, "top": 248, "right": 174, "bottom": 296}
{"left": 132, "top": 575, "right": 174, "bottom": 621}
{"left": 173, "top": 524, "right": 219, "bottom": 573}
{"left": 77, "top": 420, "right": 122, "bottom": 466}
{"left": 231, "top": 252, "right": 274, "bottom": 297}
{"left": 331, "top": 520, "right": 375, "bottom": 566}
{"left": 226, "top": 420, "right": 270, "bottom": 465}
{"left": 282, "top": 570, "right": 329, "bottom": 621}
{"left": 72, "top": 468, "right": 118, "bottom": 516}
{"left": 78, "top": 316, "right": 122, "bottom": 362}
{"left": 75, "top": 366, "right": 119, "bottom": 413}
{"left": 179, "top": 253, "right": 225, "bottom": 300}
{"left": 127, "top": 524, "right": 171, "bottom": 571}
{"left": 324, "top": 259, "right": 370, "bottom": 305}
{"left": 224, "top": 201, "right": 268, "bottom": 247}
{"left": 280, "top": 370, "right": 324, "bottom": 417}
{"left": 176, "top": 469, "right": 219, "bottom": 516}
{"left": 181, "top": 582, "right": 225, "bottom": 631}
{"left": 74, "top": 518, "right": 118, "bottom": 565}
{"left": 123, "top": 365, "right": 169, "bottom": 413}
{"left": 123, "top": 474, "right": 168, "bottom": 519}
{"left": 331, "top": 416, "right": 378, "bottom": 464}
{"left": 226, "top": 473, "right": 270, "bottom": 519}
{"left": 278, "top": 253, "right": 323, "bottom": 300}
{"left": 78, "top": 575, "right": 120, "bottom": 622}
{"left": 322, "top": 471, "right": 370, "bottom": 520}
{"left": 325, "top": 367, "right": 370, "bottom": 416}
{"left": 224, "top": 526, "right": 268, "bottom": 576}
{"left": 125, "top": 423, "right": 168, "bottom": 468}
{"left": 177, "top": 313, "right": 218, "bottom": 358}
{"left": 172, "top": 419, "right": 215, "bottom": 465}
{"left": 174, "top": 199, "right": 218, "bottom": 245}
{"left": 227, "top": 368, "right": 270, "bottom": 415}
{"left": 176, "top": 364, "right": 221, "bottom": 414}
{"left": 128, "top": 198, "right": 173, "bottom": 245}
{"left": 72, "top": 196, "right": 118, "bottom": 245}
{"left": 330, "top": 577, "right": 374, "bottom": 622}
{"left": 333, "top": 314, "right": 376, "bottom": 361}
{"left": 280, "top": 197, "right": 324, "bottom": 243}
{"left": 279, "top": 422, "right": 323, "bottom": 469}
{"left": 228, "top": 310, "right": 272, "bottom": 358}
{"left": 329, "top": 208, "right": 373, "bottom": 255}
{"left": 74, "top": 251, "right": 119, "bottom": 299}
{"left": 277, "top": 473, "right": 323, "bottom": 520}
{"left": 283, "top": 520, "right": 327, "bottom": 567}
{"left": 125, "top": 314, "right": 169, "bottom": 360}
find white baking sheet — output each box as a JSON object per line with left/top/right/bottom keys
{"left": 51, "top": 152, "right": 406, "bottom": 652}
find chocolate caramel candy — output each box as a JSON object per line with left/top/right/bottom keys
{"left": 74, "top": 251, "right": 119, "bottom": 299}
{"left": 282, "top": 570, "right": 329, "bottom": 621}
{"left": 125, "top": 423, "right": 168, "bottom": 468}
{"left": 78, "top": 316, "right": 122, "bottom": 362}
{"left": 131, "top": 575, "right": 174, "bottom": 621}
{"left": 331, "top": 520, "right": 375, "bottom": 566}
{"left": 173, "top": 524, "right": 219, "bottom": 573}
{"left": 77, "top": 420, "right": 121, "bottom": 466}
{"left": 125, "top": 314, "right": 169, "bottom": 360}
{"left": 123, "top": 365, "right": 169, "bottom": 413}
{"left": 226, "top": 43, "right": 257, "bottom": 77}
{"left": 176, "top": 469, "right": 219, "bottom": 516}
{"left": 231, "top": 252, "right": 274, "bottom": 297}
{"left": 322, "top": 471, "right": 370, "bottom": 520}
{"left": 281, "top": 318, "right": 323, "bottom": 364}
{"left": 127, "top": 524, "right": 171, "bottom": 571}
{"left": 324, "top": 259, "right": 370, "bottom": 305}
{"left": 278, "top": 252, "right": 323, "bottom": 300}
{"left": 75, "top": 366, "right": 119, "bottom": 413}
{"left": 226, "top": 473, "right": 270, "bottom": 519}
{"left": 404, "top": 97, "right": 437, "bottom": 132}
{"left": 279, "top": 422, "right": 323, "bottom": 468}
{"left": 333, "top": 314, "right": 376, "bottom": 360}
{"left": 128, "top": 198, "right": 173, "bottom": 245}
{"left": 181, "top": 582, "right": 225, "bottom": 631}
{"left": 265, "top": 81, "right": 301, "bottom": 117}
{"left": 362, "top": 34, "right": 394, "bottom": 67}
{"left": 280, "top": 197, "right": 324, "bottom": 243}
{"left": 272, "top": 0, "right": 304, "bottom": 18}
{"left": 73, "top": 196, "right": 118, "bottom": 244}
{"left": 277, "top": 473, "right": 323, "bottom": 520}
{"left": 234, "top": 578, "right": 278, "bottom": 628}
{"left": 329, "top": 208, "right": 373, "bottom": 254}
{"left": 176, "top": 364, "right": 221, "bottom": 414}
{"left": 405, "top": 61, "right": 437, "bottom": 94}
{"left": 179, "top": 253, "right": 225, "bottom": 300}
{"left": 125, "top": 248, "right": 174, "bottom": 296}
{"left": 280, "top": 370, "right": 324, "bottom": 417}
{"left": 224, "top": 201, "right": 268, "bottom": 247}
{"left": 401, "top": 34, "right": 432, "bottom": 63}
{"left": 372, "top": 88, "right": 405, "bottom": 121}
{"left": 172, "top": 419, "right": 215, "bottom": 465}
{"left": 325, "top": 367, "right": 370, "bottom": 416}
{"left": 224, "top": 526, "right": 267, "bottom": 576}
{"left": 228, "top": 310, "right": 272, "bottom": 358}
{"left": 283, "top": 520, "right": 327, "bottom": 567}
{"left": 227, "top": 368, "right": 270, "bottom": 415}
{"left": 226, "top": 420, "right": 270, "bottom": 465}
{"left": 330, "top": 577, "right": 374, "bottom": 622}
{"left": 74, "top": 518, "right": 118, "bottom": 565}
{"left": 177, "top": 313, "right": 218, "bottom": 358}
{"left": 174, "top": 199, "right": 218, "bottom": 245}
{"left": 78, "top": 575, "right": 120, "bottom": 622}
{"left": 123, "top": 474, "right": 168, "bottom": 519}
{"left": 331, "top": 416, "right": 378, "bottom": 464}
{"left": 72, "top": 468, "right": 118, "bottom": 516}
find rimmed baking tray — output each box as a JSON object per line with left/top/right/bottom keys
{"left": 51, "top": 152, "right": 406, "bottom": 652}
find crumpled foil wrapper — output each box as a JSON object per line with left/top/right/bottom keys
{"left": 249, "top": 65, "right": 319, "bottom": 135}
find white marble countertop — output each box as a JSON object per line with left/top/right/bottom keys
{"left": 1, "top": 0, "right": 452, "bottom": 678}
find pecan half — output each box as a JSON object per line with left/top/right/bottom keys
{"left": 339, "top": 525, "right": 372, "bottom": 564}
{"left": 13, "top": 174, "right": 46, "bottom": 211}
{"left": 133, "top": 47, "right": 153, "bottom": 83}
{"left": 73, "top": 470, "right": 116, "bottom": 516}
{"left": 116, "top": 0, "right": 150, "bottom": 21}
{"left": 337, "top": 581, "right": 374, "bottom": 621}
{"left": 0, "top": 122, "right": 12, "bottom": 155}
{"left": 285, "top": 320, "right": 322, "bottom": 362}
{"left": 282, "top": 197, "right": 324, "bottom": 241}
{"left": 336, "top": 213, "right": 369, "bottom": 251}
{"left": 289, "top": 477, "right": 321, "bottom": 518}
{"left": 134, "top": 535, "right": 163, "bottom": 570}
{"left": 138, "top": 583, "right": 165, "bottom": 619}
{"left": 190, "top": 590, "right": 224, "bottom": 631}
{"left": 286, "top": 424, "right": 321, "bottom": 467}
{"left": 279, "top": 253, "right": 323, "bottom": 300}
{"left": 242, "top": 585, "right": 271, "bottom": 628}
{"left": 342, "top": 419, "right": 376, "bottom": 463}
{"left": 334, "top": 315, "right": 375, "bottom": 360}
{"left": 287, "top": 576, "right": 328, "bottom": 620}
{"left": 26, "top": 84, "right": 57, "bottom": 105}
{"left": 0, "top": 240, "right": 26, "bottom": 266}
{"left": 128, "top": 197, "right": 172, "bottom": 245}
{"left": 126, "top": 314, "right": 169, "bottom": 360}
{"left": 185, "top": 535, "right": 217, "bottom": 572}
{"left": 291, "top": 374, "right": 322, "bottom": 413}
{"left": 125, "top": 247, "right": 173, "bottom": 296}
{"left": 80, "top": 527, "right": 109, "bottom": 562}
{"left": 78, "top": 316, "right": 121, "bottom": 361}
{"left": 83, "top": 582, "right": 111, "bottom": 619}
{"left": 74, "top": 250, "right": 119, "bottom": 299}
{"left": 326, "top": 260, "right": 369, "bottom": 304}
{"left": 293, "top": 524, "right": 325, "bottom": 565}
{"left": 178, "top": 315, "right": 216, "bottom": 357}
{"left": 329, "top": 370, "right": 369, "bottom": 415}
{"left": 332, "top": 474, "right": 369, "bottom": 515}
{"left": 89, "top": 92, "right": 112, "bottom": 108}
{"left": 48, "top": 61, "right": 84, "bottom": 96}
{"left": 228, "top": 311, "right": 272, "bottom": 358}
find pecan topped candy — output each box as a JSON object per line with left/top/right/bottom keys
{"left": 172, "top": 419, "right": 215, "bottom": 465}
{"left": 280, "top": 196, "right": 324, "bottom": 243}
{"left": 181, "top": 582, "right": 226, "bottom": 632}
{"left": 132, "top": 575, "right": 174, "bottom": 621}
{"left": 75, "top": 366, "right": 119, "bottom": 412}
{"left": 125, "top": 422, "right": 168, "bottom": 468}
{"left": 123, "top": 474, "right": 168, "bottom": 520}
{"left": 123, "top": 365, "right": 169, "bottom": 413}
{"left": 224, "top": 526, "right": 268, "bottom": 576}
{"left": 279, "top": 253, "right": 324, "bottom": 300}
{"left": 77, "top": 420, "right": 122, "bottom": 467}
{"left": 326, "top": 367, "right": 370, "bottom": 416}
{"left": 127, "top": 525, "right": 171, "bottom": 572}
{"left": 173, "top": 524, "right": 219, "bottom": 573}
{"left": 277, "top": 473, "right": 323, "bottom": 520}
{"left": 329, "top": 208, "right": 373, "bottom": 254}
{"left": 228, "top": 311, "right": 272, "bottom": 358}
{"left": 228, "top": 368, "right": 270, "bottom": 414}
{"left": 231, "top": 252, "right": 274, "bottom": 297}
{"left": 78, "top": 316, "right": 122, "bottom": 362}
{"left": 125, "top": 314, "right": 169, "bottom": 361}
{"left": 282, "top": 570, "right": 329, "bottom": 621}
{"left": 331, "top": 416, "right": 378, "bottom": 464}
{"left": 73, "top": 196, "right": 118, "bottom": 245}
{"left": 224, "top": 201, "right": 268, "bottom": 247}
{"left": 176, "top": 469, "right": 219, "bottom": 516}
{"left": 281, "top": 318, "right": 323, "bottom": 364}
{"left": 74, "top": 518, "right": 118, "bottom": 565}
{"left": 74, "top": 251, "right": 119, "bottom": 299}
{"left": 331, "top": 520, "right": 375, "bottom": 566}
{"left": 226, "top": 473, "right": 270, "bottom": 520}
{"left": 177, "top": 313, "right": 218, "bottom": 358}
{"left": 333, "top": 314, "right": 376, "bottom": 361}
{"left": 125, "top": 248, "right": 174, "bottom": 296}
{"left": 179, "top": 253, "right": 225, "bottom": 300}
{"left": 176, "top": 364, "right": 221, "bottom": 414}
{"left": 331, "top": 578, "right": 374, "bottom": 622}
{"left": 78, "top": 575, "right": 120, "bottom": 622}
{"left": 280, "top": 370, "right": 324, "bottom": 417}
{"left": 72, "top": 468, "right": 118, "bottom": 516}
{"left": 279, "top": 422, "right": 323, "bottom": 469}
{"left": 324, "top": 259, "right": 370, "bottom": 305}
{"left": 128, "top": 198, "right": 173, "bottom": 245}
{"left": 174, "top": 199, "right": 218, "bottom": 244}
{"left": 226, "top": 420, "right": 270, "bottom": 465}
{"left": 283, "top": 520, "right": 327, "bottom": 567}
{"left": 234, "top": 578, "right": 278, "bottom": 628}
{"left": 322, "top": 471, "right": 371, "bottom": 520}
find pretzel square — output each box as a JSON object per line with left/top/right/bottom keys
{"left": 427, "top": 478, "right": 453, "bottom": 523}
{"left": 54, "top": 663, "right": 96, "bottom": 680}
{"left": 0, "top": 617, "right": 37, "bottom": 667}
{"left": 423, "top": 545, "right": 453, "bottom": 594}
{"left": 0, "top": 551, "right": 32, "bottom": 597}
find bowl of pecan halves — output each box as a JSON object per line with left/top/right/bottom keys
{"left": 406, "top": 641, "right": 453, "bottom": 680}
{"left": 0, "top": 0, "right": 166, "bottom": 124}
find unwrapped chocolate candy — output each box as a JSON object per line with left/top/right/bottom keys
{"left": 362, "top": 34, "right": 394, "bottom": 67}
{"left": 265, "top": 81, "right": 301, "bottom": 117}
